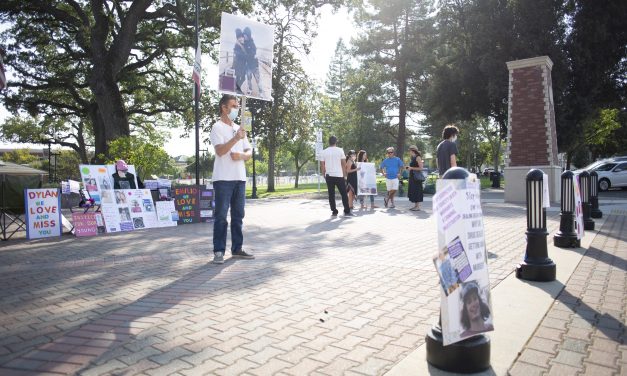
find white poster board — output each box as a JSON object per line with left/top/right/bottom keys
{"left": 315, "top": 142, "right": 323, "bottom": 161}
{"left": 100, "top": 189, "right": 157, "bottom": 233}
{"left": 356, "top": 162, "right": 377, "bottom": 195}
{"left": 156, "top": 201, "right": 178, "bottom": 227}
{"left": 542, "top": 173, "right": 550, "bottom": 208}
{"left": 79, "top": 164, "right": 138, "bottom": 204}
{"left": 218, "top": 12, "right": 274, "bottom": 101}
{"left": 573, "top": 174, "right": 584, "bottom": 240}
{"left": 25, "top": 188, "right": 62, "bottom": 239}
{"left": 432, "top": 176, "right": 493, "bottom": 345}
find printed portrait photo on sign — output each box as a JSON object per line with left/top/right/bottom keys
{"left": 459, "top": 280, "right": 493, "bottom": 338}
{"left": 218, "top": 12, "right": 274, "bottom": 101}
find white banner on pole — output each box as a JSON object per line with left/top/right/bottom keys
{"left": 573, "top": 174, "right": 584, "bottom": 240}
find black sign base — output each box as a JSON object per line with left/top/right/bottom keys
{"left": 553, "top": 232, "right": 579, "bottom": 248}
{"left": 584, "top": 219, "right": 595, "bottom": 231}
{"left": 516, "top": 261, "right": 556, "bottom": 281}
{"left": 426, "top": 324, "right": 491, "bottom": 373}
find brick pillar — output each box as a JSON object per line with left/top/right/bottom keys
{"left": 504, "top": 56, "right": 561, "bottom": 203}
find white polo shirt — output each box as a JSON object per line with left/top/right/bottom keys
{"left": 210, "top": 120, "right": 251, "bottom": 182}
{"left": 321, "top": 146, "right": 345, "bottom": 178}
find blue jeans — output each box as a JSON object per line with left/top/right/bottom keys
{"left": 213, "top": 180, "right": 246, "bottom": 253}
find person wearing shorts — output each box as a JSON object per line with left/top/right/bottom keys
{"left": 380, "top": 147, "right": 403, "bottom": 208}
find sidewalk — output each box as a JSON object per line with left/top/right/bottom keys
{"left": 509, "top": 212, "right": 626, "bottom": 376}
{"left": 0, "top": 197, "right": 622, "bottom": 375}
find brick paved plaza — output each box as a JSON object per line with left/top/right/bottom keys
{"left": 0, "top": 197, "right": 625, "bottom": 375}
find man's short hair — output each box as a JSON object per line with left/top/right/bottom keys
{"left": 219, "top": 94, "right": 238, "bottom": 114}
{"left": 442, "top": 124, "right": 459, "bottom": 140}
{"left": 329, "top": 136, "right": 338, "bottom": 145}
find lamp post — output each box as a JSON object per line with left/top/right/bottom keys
{"left": 516, "top": 169, "right": 556, "bottom": 281}
{"left": 199, "top": 149, "right": 208, "bottom": 184}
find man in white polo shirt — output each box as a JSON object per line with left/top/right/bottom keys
{"left": 210, "top": 94, "right": 254, "bottom": 264}
{"left": 321, "top": 136, "right": 354, "bottom": 217}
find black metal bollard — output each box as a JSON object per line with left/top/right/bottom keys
{"left": 516, "top": 169, "right": 556, "bottom": 281}
{"left": 425, "top": 167, "right": 491, "bottom": 374}
{"left": 579, "top": 171, "right": 595, "bottom": 230}
{"left": 554, "top": 171, "right": 580, "bottom": 248}
{"left": 590, "top": 171, "right": 603, "bottom": 218}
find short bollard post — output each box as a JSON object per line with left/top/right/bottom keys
{"left": 516, "top": 169, "right": 556, "bottom": 281}
{"left": 590, "top": 171, "right": 603, "bottom": 219}
{"left": 554, "top": 171, "right": 579, "bottom": 248}
{"left": 425, "top": 167, "right": 490, "bottom": 373}
{"left": 579, "top": 171, "right": 595, "bottom": 230}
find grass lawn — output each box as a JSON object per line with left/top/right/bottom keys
{"left": 246, "top": 182, "right": 325, "bottom": 198}
{"left": 246, "top": 175, "right": 505, "bottom": 199}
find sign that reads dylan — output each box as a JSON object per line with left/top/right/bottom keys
{"left": 25, "top": 188, "right": 62, "bottom": 239}
{"left": 174, "top": 186, "right": 200, "bottom": 224}
{"left": 432, "top": 175, "right": 494, "bottom": 345}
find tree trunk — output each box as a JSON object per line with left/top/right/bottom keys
{"left": 397, "top": 78, "right": 407, "bottom": 156}
{"left": 267, "top": 133, "right": 276, "bottom": 192}
{"left": 89, "top": 63, "right": 130, "bottom": 159}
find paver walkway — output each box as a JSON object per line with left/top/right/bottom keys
{"left": 509, "top": 211, "right": 627, "bottom": 376}
{"left": 0, "top": 197, "right": 566, "bottom": 375}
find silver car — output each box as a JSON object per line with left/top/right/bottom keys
{"left": 593, "top": 161, "right": 627, "bottom": 191}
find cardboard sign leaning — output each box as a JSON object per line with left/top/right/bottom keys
{"left": 432, "top": 175, "right": 494, "bottom": 345}
{"left": 25, "top": 188, "right": 62, "bottom": 239}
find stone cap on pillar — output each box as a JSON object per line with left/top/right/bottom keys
{"left": 506, "top": 56, "right": 553, "bottom": 71}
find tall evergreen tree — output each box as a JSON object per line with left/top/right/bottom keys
{"left": 353, "top": 0, "right": 434, "bottom": 156}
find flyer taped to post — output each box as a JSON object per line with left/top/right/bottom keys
{"left": 432, "top": 174, "right": 494, "bottom": 345}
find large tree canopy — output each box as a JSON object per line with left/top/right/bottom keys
{"left": 0, "top": 0, "right": 252, "bottom": 161}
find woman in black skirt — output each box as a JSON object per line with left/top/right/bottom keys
{"left": 406, "top": 145, "right": 424, "bottom": 211}
{"left": 345, "top": 150, "right": 359, "bottom": 210}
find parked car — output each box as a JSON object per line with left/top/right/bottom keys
{"left": 593, "top": 161, "right": 627, "bottom": 191}
{"left": 578, "top": 157, "right": 627, "bottom": 191}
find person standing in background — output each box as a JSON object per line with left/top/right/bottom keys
{"left": 345, "top": 150, "right": 360, "bottom": 210}
{"left": 406, "top": 145, "right": 425, "bottom": 211}
{"left": 380, "top": 147, "right": 403, "bottom": 209}
{"left": 436, "top": 124, "right": 459, "bottom": 177}
{"left": 321, "top": 136, "right": 354, "bottom": 217}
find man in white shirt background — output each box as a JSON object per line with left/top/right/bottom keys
{"left": 210, "top": 94, "right": 255, "bottom": 264}
{"left": 321, "top": 136, "right": 354, "bottom": 217}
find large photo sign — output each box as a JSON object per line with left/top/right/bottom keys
{"left": 218, "top": 12, "right": 274, "bottom": 101}
{"left": 25, "top": 188, "right": 62, "bottom": 239}
{"left": 432, "top": 175, "right": 494, "bottom": 345}
{"left": 356, "top": 162, "right": 377, "bottom": 196}
{"left": 79, "top": 164, "right": 138, "bottom": 204}
{"left": 100, "top": 189, "right": 157, "bottom": 232}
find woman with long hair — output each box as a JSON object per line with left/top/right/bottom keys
{"left": 406, "top": 145, "right": 424, "bottom": 211}
{"left": 345, "top": 150, "right": 359, "bottom": 210}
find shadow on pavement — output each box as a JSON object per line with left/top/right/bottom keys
{"left": 0, "top": 219, "right": 384, "bottom": 373}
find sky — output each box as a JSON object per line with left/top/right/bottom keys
{"left": 0, "top": 6, "right": 358, "bottom": 158}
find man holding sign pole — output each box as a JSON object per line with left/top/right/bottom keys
{"left": 210, "top": 94, "right": 254, "bottom": 264}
